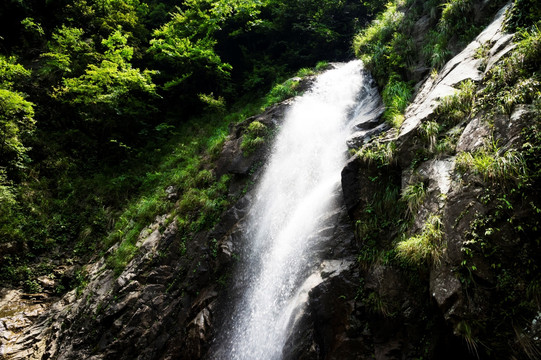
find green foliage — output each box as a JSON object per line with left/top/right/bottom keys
{"left": 241, "top": 120, "right": 268, "bottom": 156}
{"left": 105, "top": 113, "right": 232, "bottom": 275}
{"left": 198, "top": 93, "right": 226, "bottom": 113}
{"left": 422, "top": 30, "right": 451, "bottom": 69}
{"left": 0, "top": 56, "right": 31, "bottom": 87}
{"left": 396, "top": 214, "right": 444, "bottom": 266}
{"left": 353, "top": 1, "right": 408, "bottom": 87}
{"left": 315, "top": 61, "right": 330, "bottom": 72}
{"left": 420, "top": 120, "right": 440, "bottom": 151}
{"left": 263, "top": 78, "right": 300, "bottom": 109}
{"left": 354, "top": 170, "right": 408, "bottom": 268}
{"left": 0, "top": 56, "right": 35, "bottom": 174}
{"left": 456, "top": 148, "right": 527, "bottom": 184}
{"left": 21, "top": 17, "right": 44, "bottom": 37}
{"left": 0, "top": 170, "right": 22, "bottom": 244}
{"left": 0, "top": 0, "right": 381, "bottom": 288}
{"left": 353, "top": 1, "right": 420, "bottom": 128}
{"left": 401, "top": 181, "right": 427, "bottom": 215}
{"left": 0, "top": 89, "right": 35, "bottom": 171}
{"left": 506, "top": 0, "right": 541, "bottom": 31}
{"left": 434, "top": 79, "right": 475, "bottom": 126}
{"left": 66, "top": 0, "right": 149, "bottom": 37}
{"left": 439, "top": 0, "right": 474, "bottom": 35}
{"left": 357, "top": 141, "right": 396, "bottom": 167}
{"left": 56, "top": 29, "right": 156, "bottom": 120}
{"left": 148, "top": 0, "right": 249, "bottom": 95}
{"left": 41, "top": 26, "right": 96, "bottom": 76}
{"left": 353, "top": 2, "right": 404, "bottom": 59}
{"left": 480, "top": 24, "right": 541, "bottom": 116}
{"left": 413, "top": 79, "right": 476, "bottom": 159}
{"left": 381, "top": 75, "right": 413, "bottom": 127}
{"left": 296, "top": 68, "right": 315, "bottom": 77}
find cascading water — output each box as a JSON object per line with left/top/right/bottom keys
{"left": 213, "top": 60, "right": 378, "bottom": 360}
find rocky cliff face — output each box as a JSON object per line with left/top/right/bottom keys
{"left": 340, "top": 3, "right": 541, "bottom": 359}
{"left": 2, "top": 3, "right": 540, "bottom": 359}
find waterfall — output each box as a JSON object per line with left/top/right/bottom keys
{"left": 214, "top": 60, "right": 375, "bottom": 360}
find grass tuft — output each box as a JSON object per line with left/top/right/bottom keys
{"left": 396, "top": 214, "right": 444, "bottom": 266}
{"left": 402, "top": 181, "right": 428, "bottom": 215}
{"left": 456, "top": 147, "right": 527, "bottom": 184}
{"left": 357, "top": 141, "right": 397, "bottom": 167}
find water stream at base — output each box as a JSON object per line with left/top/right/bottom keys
{"left": 214, "top": 60, "right": 375, "bottom": 360}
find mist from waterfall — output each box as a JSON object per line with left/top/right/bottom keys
{"left": 215, "top": 60, "right": 371, "bottom": 360}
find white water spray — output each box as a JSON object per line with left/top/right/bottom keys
{"left": 216, "top": 60, "right": 373, "bottom": 360}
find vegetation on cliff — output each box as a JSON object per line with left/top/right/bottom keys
{"left": 348, "top": 0, "right": 541, "bottom": 358}
{"left": 0, "top": 0, "right": 376, "bottom": 290}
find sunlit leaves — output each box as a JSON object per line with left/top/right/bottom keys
{"left": 0, "top": 56, "right": 35, "bottom": 173}
{"left": 40, "top": 26, "right": 95, "bottom": 76}
{"left": 55, "top": 30, "right": 156, "bottom": 120}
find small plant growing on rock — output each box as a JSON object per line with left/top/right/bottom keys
{"left": 456, "top": 146, "right": 527, "bottom": 184}
{"left": 435, "top": 79, "right": 476, "bottom": 126}
{"left": 315, "top": 61, "right": 330, "bottom": 72}
{"left": 456, "top": 320, "right": 480, "bottom": 358}
{"left": 401, "top": 180, "right": 428, "bottom": 215}
{"left": 439, "top": 0, "right": 474, "bottom": 35}
{"left": 381, "top": 75, "right": 413, "bottom": 128}
{"left": 358, "top": 141, "right": 397, "bottom": 167}
{"left": 241, "top": 121, "right": 268, "bottom": 156}
{"left": 396, "top": 214, "right": 444, "bottom": 266}
{"left": 420, "top": 120, "right": 440, "bottom": 151}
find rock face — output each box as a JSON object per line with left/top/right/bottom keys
{"left": 396, "top": 3, "right": 513, "bottom": 168}
{"left": 338, "top": 2, "right": 541, "bottom": 359}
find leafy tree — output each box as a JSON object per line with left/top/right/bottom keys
{"left": 40, "top": 26, "right": 97, "bottom": 78}
{"left": 54, "top": 29, "right": 157, "bottom": 140}
{"left": 0, "top": 56, "right": 35, "bottom": 176}
{"left": 148, "top": 0, "right": 242, "bottom": 103}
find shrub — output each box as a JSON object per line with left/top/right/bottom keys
{"left": 439, "top": 0, "right": 474, "bottom": 35}
{"left": 420, "top": 120, "right": 440, "bottom": 151}
{"left": 505, "top": 0, "right": 541, "bottom": 30}
{"left": 435, "top": 79, "right": 476, "bottom": 126}
{"left": 315, "top": 61, "right": 330, "bottom": 71}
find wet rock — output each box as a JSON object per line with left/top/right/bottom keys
{"left": 430, "top": 264, "right": 462, "bottom": 311}
{"left": 347, "top": 122, "right": 390, "bottom": 149}
{"left": 184, "top": 289, "right": 219, "bottom": 360}
{"left": 291, "top": 75, "right": 317, "bottom": 93}
{"left": 484, "top": 34, "right": 516, "bottom": 72}
{"left": 341, "top": 154, "right": 364, "bottom": 218}
{"left": 282, "top": 262, "right": 363, "bottom": 360}
{"left": 36, "top": 275, "right": 55, "bottom": 291}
